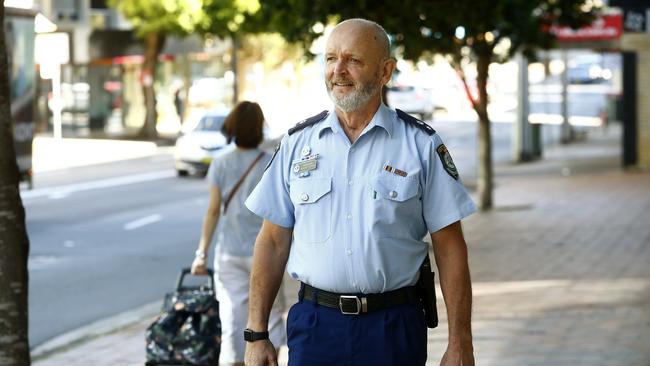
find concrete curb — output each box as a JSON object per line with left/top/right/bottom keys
{"left": 31, "top": 300, "right": 162, "bottom": 361}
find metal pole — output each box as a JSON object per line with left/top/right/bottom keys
{"left": 561, "top": 50, "right": 572, "bottom": 143}
{"left": 52, "top": 64, "right": 63, "bottom": 139}
{"left": 513, "top": 52, "right": 531, "bottom": 162}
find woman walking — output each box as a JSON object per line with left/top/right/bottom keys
{"left": 191, "top": 101, "right": 285, "bottom": 366}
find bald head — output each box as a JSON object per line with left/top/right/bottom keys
{"left": 324, "top": 18, "right": 396, "bottom": 113}
{"left": 331, "top": 18, "right": 391, "bottom": 61}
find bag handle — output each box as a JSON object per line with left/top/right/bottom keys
{"left": 176, "top": 267, "right": 215, "bottom": 291}
{"left": 223, "top": 151, "right": 265, "bottom": 214}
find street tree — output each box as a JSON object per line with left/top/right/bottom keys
{"left": 0, "top": 5, "right": 31, "bottom": 366}
{"left": 108, "top": 0, "right": 261, "bottom": 139}
{"left": 253, "top": 0, "right": 597, "bottom": 210}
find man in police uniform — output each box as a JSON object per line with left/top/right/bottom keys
{"left": 244, "top": 18, "right": 476, "bottom": 366}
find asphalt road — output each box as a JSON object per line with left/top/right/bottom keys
{"left": 24, "top": 154, "right": 209, "bottom": 347}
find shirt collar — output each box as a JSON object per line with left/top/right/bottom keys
{"left": 317, "top": 103, "right": 394, "bottom": 139}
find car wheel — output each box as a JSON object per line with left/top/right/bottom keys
{"left": 177, "top": 169, "right": 189, "bottom": 177}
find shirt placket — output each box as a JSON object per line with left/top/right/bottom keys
{"left": 343, "top": 129, "right": 375, "bottom": 292}
{"left": 344, "top": 141, "right": 357, "bottom": 291}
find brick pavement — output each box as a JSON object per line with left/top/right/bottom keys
{"left": 33, "top": 127, "right": 650, "bottom": 366}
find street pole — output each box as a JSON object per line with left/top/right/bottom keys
{"left": 561, "top": 50, "right": 573, "bottom": 143}
{"left": 51, "top": 64, "right": 63, "bottom": 139}
{"left": 513, "top": 53, "right": 532, "bottom": 162}
{"left": 35, "top": 32, "right": 68, "bottom": 139}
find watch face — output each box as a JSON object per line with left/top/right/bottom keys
{"left": 244, "top": 329, "right": 254, "bottom": 341}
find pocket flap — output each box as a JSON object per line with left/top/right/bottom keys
{"left": 370, "top": 173, "right": 419, "bottom": 202}
{"left": 290, "top": 178, "right": 332, "bottom": 204}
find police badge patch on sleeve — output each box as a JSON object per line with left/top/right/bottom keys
{"left": 436, "top": 144, "right": 459, "bottom": 180}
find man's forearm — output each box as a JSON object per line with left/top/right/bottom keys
{"left": 438, "top": 248, "right": 472, "bottom": 345}
{"left": 247, "top": 220, "right": 292, "bottom": 331}
{"left": 431, "top": 222, "right": 473, "bottom": 345}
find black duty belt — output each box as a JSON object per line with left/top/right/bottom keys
{"left": 300, "top": 283, "right": 419, "bottom": 315}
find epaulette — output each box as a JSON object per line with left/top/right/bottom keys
{"left": 396, "top": 109, "right": 435, "bottom": 135}
{"left": 288, "top": 110, "right": 329, "bottom": 135}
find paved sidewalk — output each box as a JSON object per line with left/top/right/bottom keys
{"left": 33, "top": 127, "right": 650, "bottom": 366}
{"left": 31, "top": 136, "right": 163, "bottom": 173}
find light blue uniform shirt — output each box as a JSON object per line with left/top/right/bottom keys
{"left": 246, "top": 103, "right": 476, "bottom": 293}
{"left": 208, "top": 147, "right": 271, "bottom": 257}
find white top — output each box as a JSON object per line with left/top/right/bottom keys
{"left": 208, "top": 147, "right": 270, "bottom": 257}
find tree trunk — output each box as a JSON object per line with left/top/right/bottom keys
{"left": 138, "top": 32, "right": 165, "bottom": 139}
{"left": 0, "top": 7, "right": 32, "bottom": 365}
{"left": 231, "top": 35, "right": 240, "bottom": 106}
{"left": 475, "top": 53, "right": 493, "bottom": 210}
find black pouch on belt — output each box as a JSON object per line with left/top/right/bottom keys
{"left": 416, "top": 253, "right": 438, "bottom": 328}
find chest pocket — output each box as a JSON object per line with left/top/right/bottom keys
{"left": 289, "top": 178, "right": 332, "bottom": 243}
{"left": 368, "top": 172, "right": 422, "bottom": 238}
{"left": 370, "top": 172, "right": 419, "bottom": 202}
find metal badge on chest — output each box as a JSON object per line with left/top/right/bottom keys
{"left": 292, "top": 146, "right": 319, "bottom": 178}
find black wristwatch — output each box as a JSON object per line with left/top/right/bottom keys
{"left": 244, "top": 328, "right": 269, "bottom": 342}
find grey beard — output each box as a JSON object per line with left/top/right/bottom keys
{"left": 327, "top": 80, "right": 379, "bottom": 112}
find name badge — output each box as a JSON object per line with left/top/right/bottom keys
{"left": 292, "top": 152, "right": 319, "bottom": 177}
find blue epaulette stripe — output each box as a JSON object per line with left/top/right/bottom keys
{"left": 396, "top": 109, "right": 435, "bottom": 135}
{"left": 288, "top": 110, "right": 329, "bottom": 135}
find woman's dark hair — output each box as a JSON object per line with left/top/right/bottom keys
{"left": 222, "top": 101, "right": 265, "bottom": 148}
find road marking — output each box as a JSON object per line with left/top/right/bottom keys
{"left": 21, "top": 170, "right": 176, "bottom": 200}
{"left": 28, "top": 255, "right": 60, "bottom": 271}
{"left": 123, "top": 214, "right": 162, "bottom": 231}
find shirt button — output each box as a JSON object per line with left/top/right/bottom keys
{"left": 346, "top": 249, "right": 353, "bottom": 255}
{"left": 389, "top": 190, "right": 398, "bottom": 198}
{"left": 346, "top": 214, "right": 352, "bottom": 220}
{"left": 300, "top": 193, "right": 309, "bottom": 202}
{"left": 348, "top": 180, "right": 353, "bottom": 186}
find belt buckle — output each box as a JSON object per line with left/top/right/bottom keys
{"left": 339, "top": 295, "right": 361, "bottom": 315}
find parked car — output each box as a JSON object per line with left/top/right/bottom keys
{"left": 386, "top": 85, "right": 435, "bottom": 121}
{"left": 567, "top": 54, "right": 612, "bottom": 84}
{"left": 568, "top": 62, "right": 610, "bottom": 84}
{"left": 174, "top": 109, "right": 230, "bottom": 177}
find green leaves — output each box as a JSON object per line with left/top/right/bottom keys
{"left": 108, "top": 0, "right": 262, "bottom": 39}
{"left": 253, "top": 0, "right": 598, "bottom": 64}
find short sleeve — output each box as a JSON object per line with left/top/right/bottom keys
{"left": 422, "top": 134, "right": 476, "bottom": 233}
{"left": 207, "top": 158, "right": 225, "bottom": 189}
{"left": 245, "top": 135, "right": 295, "bottom": 228}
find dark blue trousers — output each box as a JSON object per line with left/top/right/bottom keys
{"left": 286, "top": 294, "right": 427, "bottom": 366}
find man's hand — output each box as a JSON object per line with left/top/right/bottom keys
{"left": 245, "top": 339, "right": 278, "bottom": 366}
{"left": 440, "top": 343, "right": 475, "bottom": 366}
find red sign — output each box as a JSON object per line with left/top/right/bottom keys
{"left": 549, "top": 14, "right": 623, "bottom": 41}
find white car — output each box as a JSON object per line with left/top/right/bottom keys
{"left": 174, "top": 109, "right": 231, "bottom": 177}
{"left": 386, "top": 85, "right": 435, "bottom": 121}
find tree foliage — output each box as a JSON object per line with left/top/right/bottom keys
{"left": 109, "top": 0, "right": 205, "bottom": 36}
{"left": 110, "top": 0, "right": 262, "bottom": 38}
{"left": 108, "top": 0, "right": 262, "bottom": 138}
{"left": 254, "top": 0, "right": 597, "bottom": 62}
{"left": 252, "top": 0, "right": 598, "bottom": 209}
